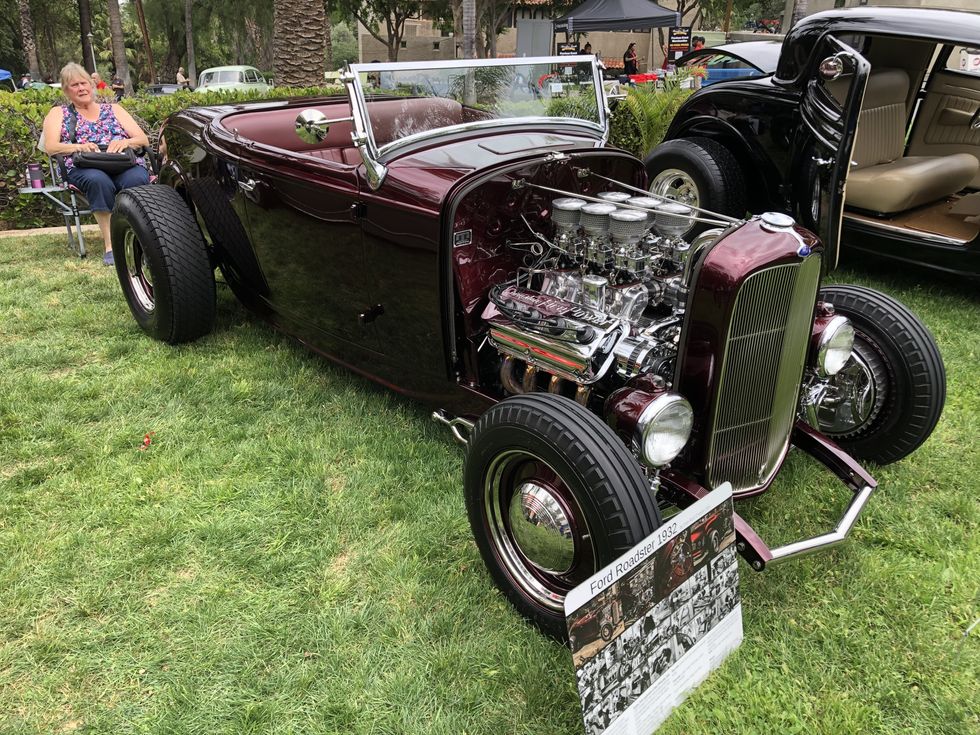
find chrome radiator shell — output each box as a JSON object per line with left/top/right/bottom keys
{"left": 705, "top": 256, "right": 822, "bottom": 492}
{"left": 673, "top": 218, "right": 824, "bottom": 496}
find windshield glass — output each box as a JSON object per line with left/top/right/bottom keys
{"left": 349, "top": 57, "right": 605, "bottom": 152}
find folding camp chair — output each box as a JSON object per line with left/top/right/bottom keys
{"left": 17, "top": 156, "right": 93, "bottom": 257}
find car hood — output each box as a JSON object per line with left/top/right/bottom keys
{"left": 376, "top": 129, "right": 609, "bottom": 212}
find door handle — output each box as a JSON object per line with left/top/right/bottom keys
{"left": 812, "top": 157, "right": 834, "bottom": 169}
{"left": 239, "top": 178, "right": 257, "bottom": 193}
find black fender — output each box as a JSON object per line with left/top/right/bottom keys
{"left": 665, "top": 115, "right": 785, "bottom": 214}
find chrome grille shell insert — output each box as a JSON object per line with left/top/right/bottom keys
{"left": 706, "top": 256, "right": 822, "bottom": 492}
{"left": 673, "top": 218, "right": 824, "bottom": 496}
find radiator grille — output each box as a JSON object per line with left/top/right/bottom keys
{"left": 706, "top": 256, "right": 822, "bottom": 493}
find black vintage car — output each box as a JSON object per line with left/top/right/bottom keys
{"left": 646, "top": 8, "right": 980, "bottom": 279}
{"left": 108, "top": 55, "right": 944, "bottom": 639}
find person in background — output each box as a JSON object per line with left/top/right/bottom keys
{"left": 176, "top": 66, "right": 189, "bottom": 89}
{"left": 583, "top": 42, "right": 593, "bottom": 55}
{"left": 42, "top": 62, "right": 150, "bottom": 266}
{"left": 19, "top": 73, "right": 31, "bottom": 89}
{"left": 692, "top": 36, "right": 705, "bottom": 51}
{"left": 623, "top": 42, "right": 639, "bottom": 75}
{"left": 110, "top": 72, "right": 124, "bottom": 100}
{"left": 91, "top": 71, "right": 107, "bottom": 91}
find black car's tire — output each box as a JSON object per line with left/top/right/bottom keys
{"left": 111, "top": 185, "right": 216, "bottom": 344}
{"left": 600, "top": 622, "right": 614, "bottom": 641}
{"left": 816, "top": 285, "right": 945, "bottom": 464}
{"left": 643, "top": 137, "right": 746, "bottom": 238}
{"left": 464, "top": 393, "right": 661, "bottom": 640}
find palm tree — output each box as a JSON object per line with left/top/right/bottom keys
{"left": 185, "top": 0, "right": 197, "bottom": 88}
{"left": 106, "top": 0, "right": 133, "bottom": 95}
{"left": 133, "top": 0, "right": 156, "bottom": 84}
{"left": 17, "top": 0, "right": 41, "bottom": 80}
{"left": 79, "top": 0, "right": 95, "bottom": 74}
{"left": 274, "top": 0, "right": 326, "bottom": 87}
{"left": 790, "top": 0, "right": 809, "bottom": 31}
{"left": 462, "top": 0, "right": 476, "bottom": 60}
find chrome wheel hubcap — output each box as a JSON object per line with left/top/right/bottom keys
{"left": 124, "top": 229, "right": 154, "bottom": 313}
{"left": 508, "top": 481, "right": 575, "bottom": 574}
{"left": 817, "top": 345, "right": 885, "bottom": 436}
{"left": 649, "top": 168, "right": 700, "bottom": 209}
{"left": 484, "top": 450, "right": 595, "bottom": 613}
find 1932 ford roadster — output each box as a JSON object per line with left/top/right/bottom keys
{"left": 110, "top": 53, "right": 945, "bottom": 639}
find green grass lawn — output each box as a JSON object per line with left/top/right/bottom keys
{"left": 1, "top": 235, "right": 977, "bottom": 734}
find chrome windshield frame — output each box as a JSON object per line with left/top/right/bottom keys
{"left": 343, "top": 55, "right": 609, "bottom": 185}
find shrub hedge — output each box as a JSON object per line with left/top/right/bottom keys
{"left": 0, "top": 82, "right": 687, "bottom": 230}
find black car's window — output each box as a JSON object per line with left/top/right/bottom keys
{"left": 946, "top": 46, "right": 980, "bottom": 76}
{"left": 682, "top": 53, "right": 756, "bottom": 71}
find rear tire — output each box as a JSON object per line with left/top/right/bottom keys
{"left": 111, "top": 185, "right": 216, "bottom": 344}
{"left": 816, "top": 285, "right": 945, "bottom": 464}
{"left": 464, "top": 393, "right": 661, "bottom": 640}
{"left": 644, "top": 137, "right": 746, "bottom": 238}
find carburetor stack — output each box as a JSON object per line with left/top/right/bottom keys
{"left": 483, "top": 189, "right": 725, "bottom": 404}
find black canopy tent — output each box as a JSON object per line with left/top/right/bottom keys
{"left": 553, "top": 0, "right": 681, "bottom": 35}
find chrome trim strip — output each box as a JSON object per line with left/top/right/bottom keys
{"left": 767, "top": 483, "right": 874, "bottom": 563}
{"left": 843, "top": 213, "right": 970, "bottom": 246}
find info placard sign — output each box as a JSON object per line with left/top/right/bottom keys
{"left": 667, "top": 26, "right": 692, "bottom": 61}
{"left": 565, "top": 484, "right": 741, "bottom": 735}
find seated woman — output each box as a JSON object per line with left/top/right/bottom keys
{"left": 42, "top": 62, "right": 150, "bottom": 266}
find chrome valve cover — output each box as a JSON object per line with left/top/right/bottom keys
{"left": 485, "top": 285, "right": 627, "bottom": 384}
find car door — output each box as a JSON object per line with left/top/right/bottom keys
{"left": 906, "top": 45, "right": 980, "bottom": 189}
{"left": 236, "top": 137, "right": 381, "bottom": 358}
{"left": 790, "top": 35, "right": 870, "bottom": 272}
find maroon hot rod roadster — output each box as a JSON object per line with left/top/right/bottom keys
{"left": 110, "top": 55, "right": 945, "bottom": 639}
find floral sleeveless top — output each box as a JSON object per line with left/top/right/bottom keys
{"left": 60, "top": 103, "right": 144, "bottom": 169}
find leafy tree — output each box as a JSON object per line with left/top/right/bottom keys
{"left": 335, "top": 0, "right": 421, "bottom": 62}
{"left": 274, "top": 0, "right": 326, "bottom": 86}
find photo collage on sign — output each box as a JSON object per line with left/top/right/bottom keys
{"left": 568, "top": 504, "right": 738, "bottom": 735}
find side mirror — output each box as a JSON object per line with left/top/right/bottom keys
{"left": 294, "top": 109, "right": 353, "bottom": 144}
{"left": 818, "top": 53, "right": 855, "bottom": 81}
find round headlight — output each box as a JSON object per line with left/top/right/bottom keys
{"left": 817, "top": 315, "right": 855, "bottom": 376}
{"left": 636, "top": 393, "right": 694, "bottom": 467}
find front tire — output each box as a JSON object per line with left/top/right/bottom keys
{"left": 643, "top": 137, "right": 746, "bottom": 238}
{"left": 464, "top": 393, "right": 661, "bottom": 640}
{"left": 816, "top": 285, "right": 945, "bottom": 464}
{"left": 111, "top": 185, "right": 216, "bottom": 344}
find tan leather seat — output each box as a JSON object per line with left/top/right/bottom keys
{"left": 843, "top": 68, "right": 979, "bottom": 214}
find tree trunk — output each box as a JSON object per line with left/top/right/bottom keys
{"left": 790, "top": 0, "right": 809, "bottom": 31}
{"left": 133, "top": 0, "right": 156, "bottom": 84}
{"left": 79, "top": 0, "right": 95, "bottom": 74}
{"left": 185, "top": 0, "right": 197, "bottom": 87}
{"left": 274, "top": 0, "right": 326, "bottom": 87}
{"left": 325, "top": 10, "right": 333, "bottom": 70}
{"left": 106, "top": 0, "right": 133, "bottom": 95}
{"left": 463, "top": 0, "right": 476, "bottom": 60}
{"left": 17, "top": 0, "right": 41, "bottom": 80}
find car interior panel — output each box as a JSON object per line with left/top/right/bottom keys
{"left": 830, "top": 67, "right": 978, "bottom": 215}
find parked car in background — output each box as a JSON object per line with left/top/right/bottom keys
{"left": 142, "top": 83, "right": 181, "bottom": 96}
{"left": 674, "top": 40, "right": 780, "bottom": 86}
{"left": 109, "top": 55, "right": 944, "bottom": 640}
{"left": 646, "top": 7, "right": 980, "bottom": 278}
{"left": 195, "top": 65, "right": 271, "bottom": 94}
